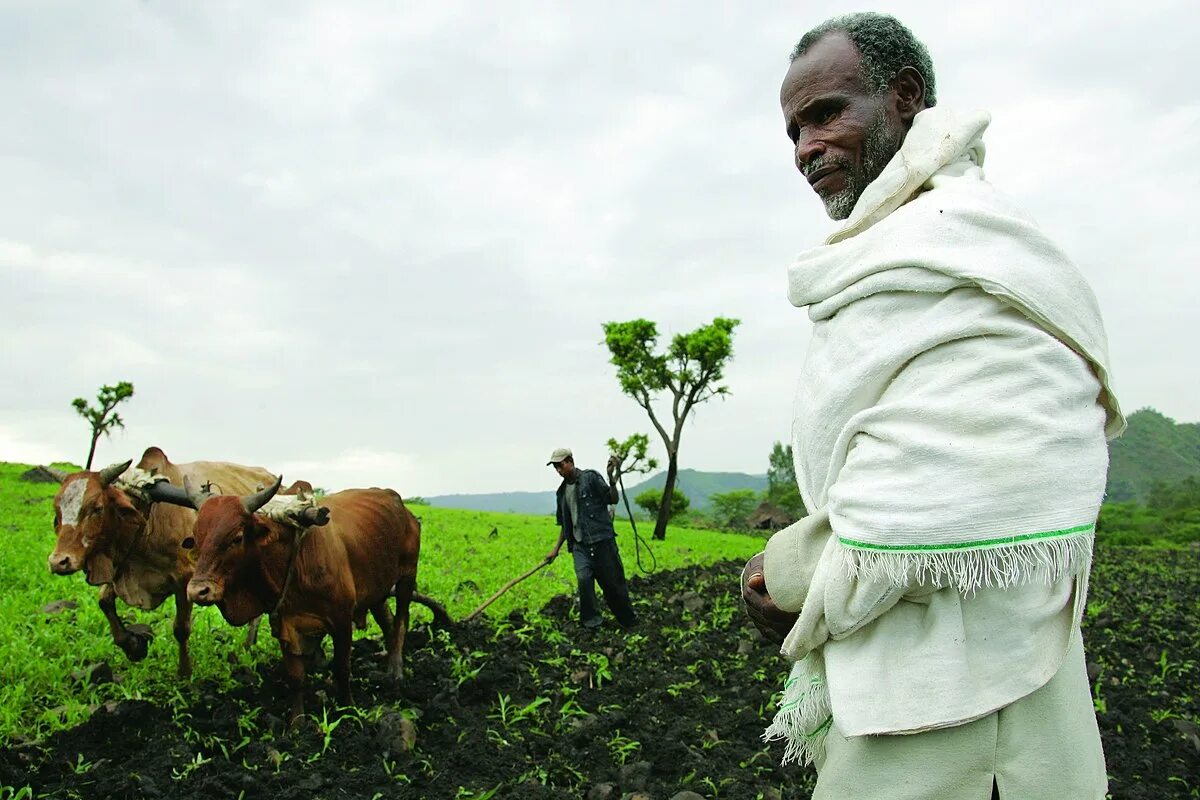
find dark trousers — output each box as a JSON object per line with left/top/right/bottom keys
{"left": 571, "top": 538, "right": 636, "bottom": 628}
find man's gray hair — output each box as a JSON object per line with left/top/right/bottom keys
{"left": 791, "top": 13, "right": 937, "bottom": 108}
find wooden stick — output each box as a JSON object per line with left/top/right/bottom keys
{"left": 463, "top": 559, "right": 552, "bottom": 622}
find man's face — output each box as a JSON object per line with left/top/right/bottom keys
{"left": 552, "top": 458, "right": 576, "bottom": 480}
{"left": 780, "top": 33, "right": 906, "bottom": 220}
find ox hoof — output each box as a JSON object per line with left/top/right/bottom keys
{"left": 120, "top": 624, "right": 154, "bottom": 661}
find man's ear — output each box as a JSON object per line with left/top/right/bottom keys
{"left": 891, "top": 66, "right": 926, "bottom": 123}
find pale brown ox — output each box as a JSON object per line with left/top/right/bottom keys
{"left": 47, "top": 446, "right": 275, "bottom": 676}
{"left": 180, "top": 476, "right": 425, "bottom": 720}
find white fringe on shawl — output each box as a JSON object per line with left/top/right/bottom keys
{"left": 763, "top": 652, "right": 833, "bottom": 766}
{"left": 766, "top": 533, "right": 1097, "bottom": 767}
{"left": 835, "top": 528, "right": 1096, "bottom": 596}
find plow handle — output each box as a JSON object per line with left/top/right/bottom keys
{"left": 463, "top": 558, "right": 552, "bottom": 622}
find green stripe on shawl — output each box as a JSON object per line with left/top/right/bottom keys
{"left": 839, "top": 523, "right": 1094, "bottom": 552}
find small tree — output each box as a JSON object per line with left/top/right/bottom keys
{"left": 634, "top": 488, "right": 690, "bottom": 521}
{"left": 72, "top": 381, "right": 135, "bottom": 470}
{"left": 708, "top": 488, "right": 760, "bottom": 530}
{"left": 603, "top": 317, "right": 740, "bottom": 540}
{"left": 605, "top": 433, "right": 658, "bottom": 479}
{"left": 605, "top": 434, "right": 657, "bottom": 527}
{"left": 766, "top": 441, "right": 807, "bottom": 518}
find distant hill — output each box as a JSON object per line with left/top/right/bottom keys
{"left": 620, "top": 469, "right": 768, "bottom": 511}
{"left": 1107, "top": 408, "right": 1200, "bottom": 503}
{"left": 423, "top": 490, "right": 557, "bottom": 516}
{"left": 427, "top": 468, "right": 767, "bottom": 515}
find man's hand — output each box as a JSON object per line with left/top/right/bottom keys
{"left": 606, "top": 455, "right": 621, "bottom": 478}
{"left": 544, "top": 546, "right": 561, "bottom": 564}
{"left": 741, "top": 552, "right": 799, "bottom": 644}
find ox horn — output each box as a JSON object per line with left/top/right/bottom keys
{"left": 242, "top": 475, "right": 283, "bottom": 514}
{"left": 296, "top": 506, "right": 331, "bottom": 527}
{"left": 143, "top": 480, "right": 195, "bottom": 509}
{"left": 182, "top": 475, "right": 212, "bottom": 511}
{"left": 40, "top": 465, "right": 70, "bottom": 483}
{"left": 98, "top": 459, "right": 133, "bottom": 486}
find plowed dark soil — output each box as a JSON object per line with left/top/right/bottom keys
{"left": 2, "top": 551, "right": 1197, "bottom": 800}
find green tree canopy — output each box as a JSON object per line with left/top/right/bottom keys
{"left": 708, "top": 488, "right": 760, "bottom": 530}
{"left": 602, "top": 317, "right": 739, "bottom": 539}
{"left": 71, "top": 381, "right": 135, "bottom": 470}
{"left": 633, "top": 488, "right": 690, "bottom": 521}
{"left": 605, "top": 433, "right": 658, "bottom": 477}
{"left": 766, "top": 441, "right": 807, "bottom": 518}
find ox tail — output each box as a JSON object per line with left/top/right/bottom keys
{"left": 409, "top": 591, "right": 453, "bottom": 629}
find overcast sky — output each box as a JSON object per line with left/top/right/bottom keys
{"left": 2, "top": 1, "right": 1197, "bottom": 496}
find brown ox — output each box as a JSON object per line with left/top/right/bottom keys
{"left": 47, "top": 446, "right": 276, "bottom": 676}
{"left": 181, "top": 476, "right": 424, "bottom": 720}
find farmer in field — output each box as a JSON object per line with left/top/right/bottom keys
{"left": 545, "top": 448, "right": 637, "bottom": 631}
{"left": 741, "top": 13, "right": 1124, "bottom": 799}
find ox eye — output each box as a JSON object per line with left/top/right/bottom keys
{"left": 232, "top": 534, "right": 244, "bottom": 546}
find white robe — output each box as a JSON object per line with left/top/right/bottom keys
{"left": 762, "top": 107, "right": 1117, "bottom": 797}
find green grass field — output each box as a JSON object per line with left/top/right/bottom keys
{"left": 0, "top": 462, "right": 766, "bottom": 745}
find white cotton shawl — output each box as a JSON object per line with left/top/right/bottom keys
{"left": 792, "top": 107, "right": 1122, "bottom": 567}
{"left": 763, "top": 106, "right": 1124, "bottom": 765}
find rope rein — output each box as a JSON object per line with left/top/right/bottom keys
{"left": 616, "top": 472, "right": 657, "bottom": 575}
{"left": 270, "top": 523, "right": 312, "bottom": 620}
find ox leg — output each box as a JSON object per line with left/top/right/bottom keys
{"left": 332, "top": 621, "right": 354, "bottom": 706}
{"left": 173, "top": 589, "right": 193, "bottom": 678}
{"left": 386, "top": 574, "right": 415, "bottom": 681}
{"left": 370, "top": 602, "right": 394, "bottom": 638}
{"left": 99, "top": 584, "right": 150, "bottom": 662}
{"left": 275, "top": 622, "right": 308, "bottom": 724}
{"left": 282, "top": 648, "right": 307, "bottom": 724}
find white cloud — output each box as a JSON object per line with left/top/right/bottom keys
{"left": 0, "top": 425, "right": 65, "bottom": 467}
{"left": 276, "top": 447, "right": 421, "bottom": 494}
{"left": 1, "top": 1, "right": 1196, "bottom": 496}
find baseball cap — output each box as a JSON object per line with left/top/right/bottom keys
{"left": 546, "top": 447, "right": 573, "bottom": 465}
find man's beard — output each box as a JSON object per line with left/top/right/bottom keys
{"left": 811, "top": 106, "right": 903, "bottom": 221}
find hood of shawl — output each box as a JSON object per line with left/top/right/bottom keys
{"left": 788, "top": 107, "right": 991, "bottom": 308}
{"left": 830, "top": 106, "right": 990, "bottom": 245}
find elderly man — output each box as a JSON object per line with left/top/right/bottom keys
{"left": 741, "top": 13, "right": 1123, "bottom": 800}
{"left": 546, "top": 448, "right": 636, "bottom": 631}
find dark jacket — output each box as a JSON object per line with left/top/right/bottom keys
{"left": 555, "top": 469, "right": 617, "bottom": 551}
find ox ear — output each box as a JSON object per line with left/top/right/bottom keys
{"left": 107, "top": 492, "right": 146, "bottom": 549}
{"left": 111, "top": 490, "right": 145, "bottom": 531}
